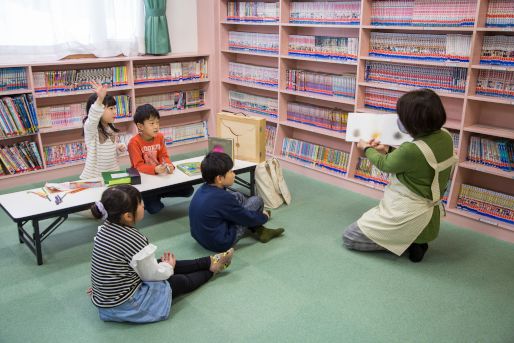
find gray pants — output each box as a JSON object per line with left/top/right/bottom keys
{"left": 342, "top": 222, "right": 386, "bottom": 251}
{"left": 229, "top": 191, "right": 264, "bottom": 242}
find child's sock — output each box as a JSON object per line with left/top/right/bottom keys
{"left": 255, "top": 226, "right": 284, "bottom": 243}
{"left": 408, "top": 243, "right": 429, "bottom": 263}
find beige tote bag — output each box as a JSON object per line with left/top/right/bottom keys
{"left": 255, "top": 158, "right": 291, "bottom": 209}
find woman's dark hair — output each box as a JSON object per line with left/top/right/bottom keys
{"left": 91, "top": 185, "right": 142, "bottom": 224}
{"left": 83, "top": 94, "right": 120, "bottom": 137}
{"left": 200, "top": 152, "right": 234, "bottom": 184}
{"left": 396, "top": 89, "right": 446, "bottom": 137}
{"left": 133, "top": 104, "right": 160, "bottom": 125}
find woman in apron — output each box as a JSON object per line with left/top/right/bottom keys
{"left": 342, "top": 89, "right": 457, "bottom": 262}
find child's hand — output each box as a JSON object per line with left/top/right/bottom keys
{"left": 369, "top": 139, "right": 389, "bottom": 155}
{"left": 116, "top": 143, "right": 126, "bottom": 153}
{"left": 86, "top": 287, "right": 93, "bottom": 298}
{"left": 90, "top": 81, "right": 108, "bottom": 103}
{"left": 165, "top": 163, "right": 175, "bottom": 174}
{"left": 155, "top": 164, "right": 167, "bottom": 174}
{"left": 161, "top": 251, "right": 176, "bottom": 268}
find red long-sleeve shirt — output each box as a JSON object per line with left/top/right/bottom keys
{"left": 128, "top": 133, "right": 172, "bottom": 175}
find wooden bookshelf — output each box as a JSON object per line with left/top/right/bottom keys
{"left": 215, "top": 0, "right": 514, "bottom": 242}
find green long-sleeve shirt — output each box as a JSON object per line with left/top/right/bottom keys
{"left": 365, "top": 130, "right": 454, "bottom": 243}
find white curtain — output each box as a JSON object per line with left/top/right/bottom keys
{"left": 0, "top": 0, "right": 145, "bottom": 63}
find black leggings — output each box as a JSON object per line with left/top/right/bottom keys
{"left": 167, "top": 257, "right": 213, "bottom": 298}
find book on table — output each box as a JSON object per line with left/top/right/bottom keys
{"left": 176, "top": 162, "right": 201, "bottom": 176}
{"left": 102, "top": 168, "right": 141, "bottom": 186}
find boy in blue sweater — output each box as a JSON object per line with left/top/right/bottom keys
{"left": 189, "top": 152, "right": 284, "bottom": 252}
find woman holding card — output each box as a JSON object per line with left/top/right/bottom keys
{"left": 342, "top": 89, "right": 457, "bottom": 263}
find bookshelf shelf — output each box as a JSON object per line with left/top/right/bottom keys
{"left": 133, "top": 79, "right": 210, "bottom": 89}
{"left": 459, "top": 161, "right": 513, "bottom": 179}
{"left": 222, "top": 107, "right": 278, "bottom": 123}
{"left": 221, "top": 49, "right": 279, "bottom": 58}
{"left": 358, "top": 81, "right": 466, "bottom": 99}
{"left": 447, "top": 208, "right": 514, "bottom": 232}
{"left": 221, "top": 21, "right": 279, "bottom": 26}
{"left": 160, "top": 106, "right": 211, "bottom": 118}
{"left": 279, "top": 120, "right": 346, "bottom": 139}
{"left": 463, "top": 124, "right": 514, "bottom": 140}
{"left": 0, "top": 132, "right": 39, "bottom": 142}
{"left": 34, "top": 85, "right": 132, "bottom": 99}
{"left": 213, "top": 0, "right": 514, "bottom": 242}
{"left": 362, "top": 25, "right": 475, "bottom": 32}
{"left": 280, "top": 54, "right": 358, "bottom": 66}
{"left": 222, "top": 78, "right": 278, "bottom": 92}
{"left": 0, "top": 89, "right": 33, "bottom": 96}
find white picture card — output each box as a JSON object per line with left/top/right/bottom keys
{"left": 345, "top": 112, "right": 412, "bottom": 146}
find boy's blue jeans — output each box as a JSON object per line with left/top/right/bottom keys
{"left": 229, "top": 191, "right": 265, "bottom": 242}
{"left": 144, "top": 186, "right": 195, "bottom": 214}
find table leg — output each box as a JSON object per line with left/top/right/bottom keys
{"left": 33, "top": 220, "right": 43, "bottom": 265}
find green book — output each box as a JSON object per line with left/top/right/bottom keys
{"left": 102, "top": 168, "right": 141, "bottom": 186}
{"left": 176, "top": 162, "right": 201, "bottom": 176}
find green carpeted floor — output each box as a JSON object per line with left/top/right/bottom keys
{"left": 0, "top": 155, "right": 513, "bottom": 343}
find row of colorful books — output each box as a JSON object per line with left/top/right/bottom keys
{"left": 288, "top": 35, "right": 359, "bottom": 61}
{"left": 44, "top": 141, "right": 87, "bottom": 167}
{"left": 33, "top": 66, "right": 128, "bottom": 94}
{"left": 370, "top": 32, "right": 472, "bottom": 62}
{"left": 365, "top": 61, "right": 468, "bottom": 93}
{"left": 467, "top": 135, "right": 513, "bottom": 171}
{"left": 228, "top": 32, "right": 279, "bottom": 55}
{"left": 228, "top": 90, "right": 278, "bottom": 118}
{"left": 287, "top": 102, "right": 348, "bottom": 132}
{"left": 476, "top": 69, "right": 514, "bottom": 99}
{"left": 486, "top": 0, "right": 514, "bottom": 27}
{"left": 162, "top": 121, "right": 208, "bottom": 146}
{"left": 135, "top": 90, "right": 205, "bottom": 112}
{"left": 457, "top": 184, "right": 514, "bottom": 224}
{"left": 370, "top": 0, "right": 476, "bottom": 27}
{"left": 134, "top": 59, "right": 208, "bottom": 84}
{"left": 281, "top": 137, "right": 349, "bottom": 174}
{"left": 480, "top": 35, "right": 514, "bottom": 66}
{"left": 265, "top": 124, "right": 276, "bottom": 155}
{"left": 286, "top": 69, "right": 356, "bottom": 98}
{"left": 0, "top": 94, "right": 38, "bottom": 138}
{"left": 228, "top": 62, "right": 278, "bottom": 88}
{"left": 289, "top": 1, "right": 361, "bottom": 25}
{"left": 449, "top": 130, "right": 460, "bottom": 153}
{"left": 0, "top": 67, "right": 28, "bottom": 92}
{"left": 0, "top": 140, "right": 43, "bottom": 176}
{"left": 37, "top": 95, "right": 131, "bottom": 130}
{"left": 355, "top": 157, "right": 391, "bottom": 186}
{"left": 227, "top": 1, "right": 279, "bottom": 22}
{"left": 364, "top": 87, "right": 402, "bottom": 112}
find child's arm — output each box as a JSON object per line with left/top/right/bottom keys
{"left": 365, "top": 142, "right": 417, "bottom": 174}
{"left": 130, "top": 244, "right": 174, "bottom": 281}
{"left": 158, "top": 134, "right": 174, "bottom": 173}
{"left": 84, "top": 82, "right": 107, "bottom": 133}
{"left": 127, "top": 138, "right": 159, "bottom": 175}
{"left": 220, "top": 195, "right": 268, "bottom": 227}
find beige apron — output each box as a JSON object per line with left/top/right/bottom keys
{"left": 357, "top": 130, "right": 458, "bottom": 256}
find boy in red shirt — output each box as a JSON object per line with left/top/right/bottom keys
{"left": 128, "top": 104, "right": 194, "bottom": 214}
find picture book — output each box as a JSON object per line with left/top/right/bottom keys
{"left": 345, "top": 112, "right": 412, "bottom": 146}
{"left": 177, "top": 162, "right": 201, "bottom": 176}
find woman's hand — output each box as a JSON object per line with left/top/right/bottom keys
{"left": 369, "top": 139, "right": 390, "bottom": 155}
{"left": 357, "top": 139, "right": 372, "bottom": 151}
{"left": 161, "top": 251, "right": 176, "bottom": 268}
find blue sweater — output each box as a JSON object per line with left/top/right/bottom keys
{"left": 189, "top": 184, "right": 268, "bottom": 252}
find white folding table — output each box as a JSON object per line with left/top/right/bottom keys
{"left": 0, "top": 156, "right": 257, "bottom": 265}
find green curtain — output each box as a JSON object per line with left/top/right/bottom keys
{"left": 144, "top": 0, "right": 171, "bottom": 55}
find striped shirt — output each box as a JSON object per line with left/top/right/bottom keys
{"left": 80, "top": 103, "right": 119, "bottom": 180}
{"left": 91, "top": 220, "right": 149, "bottom": 308}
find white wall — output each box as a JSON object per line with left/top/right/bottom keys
{"left": 167, "top": 0, "right": 198, "bottom": 53}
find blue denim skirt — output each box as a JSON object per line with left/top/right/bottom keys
{"left": 98, "top": 281, "right": 172, "bottom": 323}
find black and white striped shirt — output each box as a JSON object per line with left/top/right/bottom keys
{"left": 91, "top": 220, "right": 149, "bottom": 308}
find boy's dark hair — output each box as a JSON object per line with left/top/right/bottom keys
{"left": 201, "top": 152, "right": 234, "bottom": 184}
{"left": 133, "top": 104, "right": 160, "bottom": 125}
{"left": 396, "top": 89, "right": 446, "bottom": 137}
{"left": 83, "top": 94, "right": 120, "bottom": 136}
{"left": 91, "top": 185, "right": 142, "bottom": 224}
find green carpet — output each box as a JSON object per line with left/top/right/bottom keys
{"left": 0, "top": 154, "right": 513, "bottom": 343}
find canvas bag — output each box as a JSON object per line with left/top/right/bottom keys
{"left": 255, "top": 158, "right": 291, "bottom": 209}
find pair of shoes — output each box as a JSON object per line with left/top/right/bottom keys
{"left": 146, "top": 200, "right": 164, "bottom": 214}
{"left": 255, "top": 226, "right": 284, "bottom": 243}
{"left": 408, "top": 243, "right": 429, "bottom": 263}
{"left": 210, "top": 248, "right": 234, "bottom": 274}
